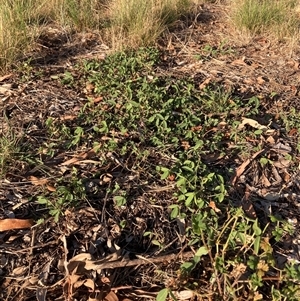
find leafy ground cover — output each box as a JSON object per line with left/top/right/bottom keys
{"left": 1, "top": 2, "right": 300, "bottom": 301}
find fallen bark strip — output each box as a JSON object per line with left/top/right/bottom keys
{"left": 231, "top": 149, "right": 265, "bottom": 186}
{"left": 89, "top": 251, "right": 195, "bottom": 270}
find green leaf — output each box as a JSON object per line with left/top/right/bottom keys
{"left": 182, "top": 165, "right": 194, "bottom": 173}
{"left": 119, "top": 220, "right": 126, "bottom": 228}
{"left": 259, "top": 157, "right": 269, "bottom": 166}
{"left": 254, "top": 236, "right": 261, "bottom": 255}
{"left": 159, "top": 167, "right": 170, "bottom": 180}
{"left": 253, "top": 219, "right": 262, "bottom": 236}
{"left": 36, "top": 218, "right": 45, "bottom": 225}
{"left": 217, "top": 193, "right": 225, "bottom": 202}
{"left": 114, "top": 195, "right": 126, "bottom": 206}
{"left": 181, "top": 261, "right": 194, "bottom": 270}
{"left": 49, "top": 209, "right": 59, "bottom": 216}
{"left": 193, "top": 255, "right": 201, "bottom": 264}
{"left": 185, "top": 192, "right": 195, "bottom": 207}
{"left": 170, "top": 206, "right": 179, "bottom": 219}
{"left": 152, "top": 239, "right": 161, "bottom": 247}
{"left": 37, "top": 196, "right": 49, "bottom": 205}
{"left": 156, "top": 288, "right": 169, "bottom": 301}
{"left": 195, "top": 246, "right": 209, "bottom": 257}
{"left": 176, "top": 177, "right": 186, "bottom": 188}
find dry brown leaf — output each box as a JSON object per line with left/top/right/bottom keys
{"left": 273, "top": 158, "right": 291, "bottom": 169}
{"left": 64, "top": 274, "right": 81, "bottom": 297}
{"left": 105, "top": 291, "right": 119, "bottom": 301}
{"left": 231, "top": 58, "right": 247, "bottom": 66}
{"left": 88, "top": 297, "right": 100, "bottom": 301}
{"left": 92, "top": 96, "right": 103, "bottom": 103}
{"left": 283, "top": 171, "right": 291, "bottom": 182}
{"left": 61, "top": 156, "right": 84, "bottom": 166}
{"left": 243, "top": 78, "right": 255, "bottom": 85}
{"left": 73, "top": 279, "right": 85, "bottom": 289}
{"left": 167, "top": 174, "right": 176, "bottom": 181}
{"left": 231, "top": 149, "right": 264, "bottom": 185}
{"left": 173, "top": 290, "right": 194, "bottom": 300}
{"left": 0, "top": 73, "right": 13, "bottom": 81}
{"left": 287, "top": 60, "right": 300, "bottom": 70}
{"left": 85, "top": 83, "right": 95, "bottom": 94}
{"left": 261, "top": 174, "right": 271, "bottom": 187}
{"left": 290, "top": 85, "right": 298, "bottom": 96}
{"left": 230, "top": 262, "right": 247, "bottom": 280}
{"left": 79, "top": 160, "right": 102, "bottom": 164}
{"left": 0, "top": 218, "right": 34, "bottom": 231}
{"left": 288, "top": 128, "right": 298, "bottom": 136}
{"left": 257, "top": 76, "right": 268, "bottom": 85}
{"left": 242, "top": 188, "right": 257, "bottom": 219}
{"left": 83, "top": 279, "right": 95, "bottom": 290}
{"left": 181, "top": 140, "right": 190, "bottom": 150}
{"left": 101, "top": 276, "right": 111, "bottom": 284}
{"left": 238, "top": 118, "right": 268, "bottom": 131}
{"left": 67, "top": 253, "right": 93, "bottom": 274}
{"left": 191, "top": 125, "right": 202, "bottom": 132}
{"left": 199, "top": 77, "right": 211, "bottom": 89}
{"left": 0, "top": 84, "right": 13, "bottom": 94}
{"left": 266, "top": 136, "right": 275, "bottom": 144}
{"left": 202, "top": 152, "right": 224, "bottom": 163}
{"left": 209, "top": 200, "right": 221, "bottom": 213}
{"left": 46, "top": 185, "right": 56, "bottom": 192}
{"left": 60, "top": 115, "right": 77, "bottom": 121}
{"left": 28, "top": 176, "right": 48, "bottom": 186}
{"left": 69, "top": 274, "right": 81, "bottom": 285}
{"left": 61, "top": 147, "right": 98, "bottom": 166}
{"left": 218, "top": 121, "right": 227, "bottom": 128}
{"left": 253, "top": 291, "right": 263, "bottom": 301}
{"left": 12, "top": 266, "right": 27, "bottom": 276}
{"left": 69, "top": 253, "right": 93, "bottom": 262}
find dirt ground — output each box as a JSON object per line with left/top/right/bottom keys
{"left": 1, "top": 2, "right": 300, "bottom": 300}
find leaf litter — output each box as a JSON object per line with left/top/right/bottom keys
{"left": 1, "top": 2, "right": 300, "bottom": 301}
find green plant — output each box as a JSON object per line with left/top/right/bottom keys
{"left": 270, "top": 215, "right": 295, "bottom": 242}
{"left": 6, "top": 45, "right": 297, "bottom": 300}
{"left": 198, "top": 40, "right": 233, "bottom": 60}
{"left": 37, "top": 168, "right": 86, "bottom": 221}
{"left": 0, "top": 127, "right": 20, "bottom": 176}
{"left": 61, "top": 71, "right": 74, "bottom": 86}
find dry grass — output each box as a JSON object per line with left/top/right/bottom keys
{"left": 2, "top": 0, "right": 299, "bottom": 73}
{"left": 0, "top": 1, "right": 37, "bottom": 71}
{"left": 107, "top": 0, "right": 197, "bottom": 49}
{"left": 229, "top": 0, "right": 300, "bottom": 42}
{"left": 0, "top": 0, "right": 200, "bottom": 73}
